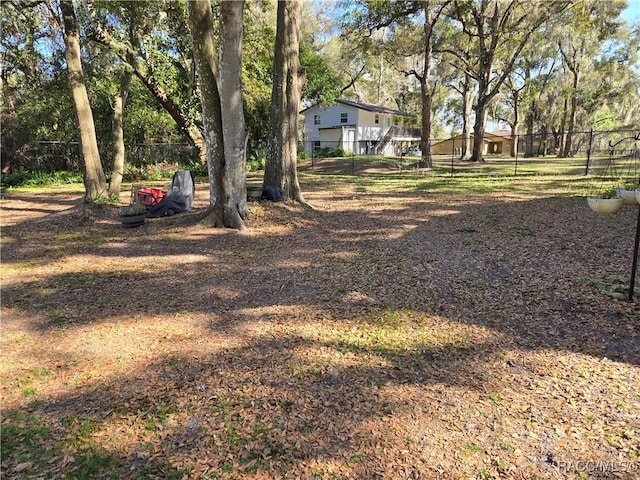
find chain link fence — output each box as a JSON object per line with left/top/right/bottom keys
{"left": 2, "top": 140, "right": 197, "bottom": 173}
{"left": 300, "top": 129, "right": 639, "bottom": 177}
{"left": 5, "top": 130, "right": 638, "bottom": 179}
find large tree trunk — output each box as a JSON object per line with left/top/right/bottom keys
{"left": 558, "top": 96, "right": 568, "bottom": 157}
{"left": 264, "top": 0, "right": 304, "bottom": 202}
{"left": 60, "top": 0, "right": 107, "bottom": 203}
{"left": 419, "top": 79, "right": 433, "bottom": 169}
{"left": 471, "top": 74, "right": 490, "bottom": 162}
{"left": 470, "top": 40, "right": 493, "bottom": 163}
{"left": 524, "top": 108, "right": 535, "bottom": 157}
{"left": 523, "top": 63, "right": 535, "bottom": 157}
{"left": 109, "top": 68, "right": 132, "bottom": 196}
{"left": 562, "top": 68, "right": 579, "bottom": 157}
{"left": 460, "top": 73, "right": 473, "bottom": 160}
{"left": 510, "top": 125, "right": 518, "bottom": 157}
{"left": 471, "top": 105, "right": 486, "bottom": 162}
{"left": 187, "top": 0, "right": 245, "bottom": 229}
{"left": 418, "top": 3, "right": 435, "bottom": 169}
{"left": 510, "top": 99, "right": 519, "bottom": 157}
{"left": 219, "top": 0, "right": 248, "bottom": 220}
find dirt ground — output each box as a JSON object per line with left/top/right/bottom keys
{"left": 1, "top": 177, "right": 639, "bottom": 479}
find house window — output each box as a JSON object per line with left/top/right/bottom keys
{"left": 313, "top": 141, "right": 321, "bottom": 152}
{"left": 340, "top": 113, "right": 348, "bottom": 123}
{"left": 313, "top": 115, "right": 320, "bottom": 125}
{"left": 374, "top": 114, "right": 380, "bottom": 124}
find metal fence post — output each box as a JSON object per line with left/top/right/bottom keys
{"left": 629, "top": 205, "right": 640, "bottom": 301}
{"left": 514, "top": 134, "right": 519, "bottom": 175}
{"left": 585, "top": 129, "right": 593, "bottom": 175}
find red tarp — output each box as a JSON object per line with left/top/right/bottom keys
{"left": 132, "top": 187, "right": 167, "bottom": 207}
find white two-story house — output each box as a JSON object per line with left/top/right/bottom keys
{"left": 301, "top": 99, "right": 421, "bottom": 157}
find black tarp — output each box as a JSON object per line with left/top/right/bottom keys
{"left": 262, "top": 186, "right": 283, "bottom": 202}
{"left": 146, "top": 170, "right": 195, "bottom": 218}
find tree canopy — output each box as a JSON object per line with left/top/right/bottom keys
{"left": 2, "top": 0, "right": 638, "bottom": 178}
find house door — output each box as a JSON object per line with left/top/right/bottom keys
{"left": 346, "top": 129, "right": 355, "bottom": 154}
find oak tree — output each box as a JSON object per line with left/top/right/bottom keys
{"left": 445, "top": 0, "right": 569, "bottom": 161}
{"left": 187, "top": 0, "right": 247, "bottom": 228}
{"left": 58, "top": 0, "right": 107, "bottom": 202}
{"left": 264, "top": 0, "right": 305, "bottom": 202}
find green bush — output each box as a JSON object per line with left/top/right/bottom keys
{"left": 247, "top": 148, "right": 266, "bottom": 171}
{"left": 178, "top": 158, "right": 208, "bottom": 177}
{"left": 1, "top": 170, "right": 84, "bottom": 188}
{"left": 123, "top": 159, "right": 208, "bottom": 182}
{"left": 316, "top": 147, "right": 346, "bottom": 158}
{"left": 1, "top": 160, "right": 208, "bottom": 189}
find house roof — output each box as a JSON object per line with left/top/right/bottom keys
{"left": 484, "top": 129, "right": 511, "bottom": 139}
{"left": 301, "top": 99, "right": 414, "bottom": 117}
{"left": 336, "top": 99, "right": 414, "bottom": 117}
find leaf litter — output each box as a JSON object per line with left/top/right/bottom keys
{"left": 1, "top": 177, "right": 639, "bottom": 479}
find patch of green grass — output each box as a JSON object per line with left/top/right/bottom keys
{"left": 499, "top": 441, "right": 515, "bottom": 452}
{"left": 143, "top": 418, "right": 160, "bottom": 431}
{"left": 584, "top": 412, "right": 597, "bottom": 422}
{"left": 296, "top": 307, "right": 475, "bottom": 365}
{"left": 478, "top": 467, "right": 496, "bottom": 479}
{"left": 298, "top": 154, "right": 603, "bottom": 197}
{"left": 2, "top": 170, "right": 84, "bottom": 188}
{"left": 130, "top": 461, "right": 186, "bottom": 479}
{"left": 348, "top": 453, "right": 367, "bottom": 464}
{"left": 461, "top": 443, "right": 484, "bottom": 452}
{"left": 488, "top": 393, "right": 502, "bottom": 404}
{"left": 23, "top": 386, "right": 38, "bottom": 397}
{"left": 13, "top": 334, "right": 29, "bottom": 345}
{"left": 66, "top": 419, "right": 100, "bottom": 447}
{"left": 609, "top": 303, "right": 640, "bottom": 321}
{"left": 22, "top": 415, "right": 189, "bottom": 479}
{"left": 11, "top": 367, "right": 52, "bottom": 397}
{"left": 584, "top": 275, "right": 633, "bottom": 299}
{"left": 31, "top": 367, "right": 51, "bottom": 377}
{"left": 515, "top": 227, "right": 536, "bottom": 237}
{"left": 61, "top": 447, "right": 120, "bottom": 480}
{"left": 155, "top": 401, "right": 179, "bottom": 420}
{"left": 226, "top": 425, "right": 249, "bottom": 446}
{"left": 285, "top": 359, "right": 324, "bottom": 378}
{"left": 0, "top": 411, "right": 52, "bottom": 464}
{"left": 142, "top": 400, "right": 179, "bottom": 431}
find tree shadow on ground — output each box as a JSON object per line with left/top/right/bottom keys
{"left": 3, "top": 325, "right": 638, "bottom": 478}
{"left": 2, "top": 190, "right": 638, "bottom": 362}
{"left": 2, "top": 187, "right": 639, "bottom": 478}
